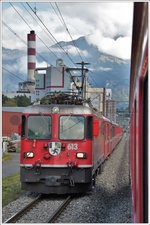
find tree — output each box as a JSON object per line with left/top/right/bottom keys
{"left": 2, "top": 95, "right": 17, "bottom": 106}
{"left": 15, "top": 95, "right": 31, "bottom": 107}
{"left": 2, "top": 94, "right": 31, "bottom": 107}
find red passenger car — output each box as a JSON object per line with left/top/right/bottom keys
{"left": 19, "top": 104, "right": 123, "bottom": 194}
{"left": 129, "top": 2, "right": 148, "bottom": 223}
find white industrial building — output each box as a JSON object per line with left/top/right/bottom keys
{"left": 35, "top": 59, "right": 73, "bottom": 100}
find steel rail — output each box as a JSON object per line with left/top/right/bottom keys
{"left": 4, "top": 195, "right": 42, "bottom": 223}
{"left": 47, "top": 195, "right": 72, "bottom": 223}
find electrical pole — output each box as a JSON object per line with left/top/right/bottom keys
{"left": 76, "top": 61, "right": 90, "bottom": 99}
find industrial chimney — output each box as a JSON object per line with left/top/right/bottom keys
{"left": 27, "top": 30, "right": 36, "bottom": 81}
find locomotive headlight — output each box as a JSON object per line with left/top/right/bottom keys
{"left": 52, "top": 107, "right": 59, "bottom": 114}
{"left": 76, "top": 152, "right": 87, "bottom": 159}
{"left": 24, "top": 152, "right": 34, "bottom": 158}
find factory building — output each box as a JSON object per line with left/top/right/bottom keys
{"left": 35, "top": 59, "right": 72, "bottom": 100}
{"left": 86, "top": 87, "right": 106, "bottom": 115}
{"left": 106, "top": 99, "right": 116, "bottom": 122}
{"left": 86, "top": 87, "right": 116, "bottom": 122}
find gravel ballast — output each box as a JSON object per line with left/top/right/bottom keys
{"left": 56, "top": 134, "right": 132, "bottom": 223}
{"left": 2, "top": 134, "right": 132, "bottom": 223}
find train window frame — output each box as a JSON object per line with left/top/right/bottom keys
{"left": 86, "top": 116, "right": 93, "bottom": 140}
{"left": 112, "top": 126, "right": 115, "bottom": 137}
{"left": 27, "top": 114, "right": 52, "bottom": 140}
{"left": 21, "top": 115, "right": 26, "bottom": 138}
{"left": 59, "top": 115, "right": 85, "bottom": 140}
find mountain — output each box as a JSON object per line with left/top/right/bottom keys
{"left": 2, "top": 36, "right": 130, "bottom": 108}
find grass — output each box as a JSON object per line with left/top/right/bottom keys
{"left": 2, "top": 152, "right": 12, "bottom": 162}
{"left": 2, "top": 173, "right": 23, "bottom": 207}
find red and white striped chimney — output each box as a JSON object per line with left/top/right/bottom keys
{"left": 27, "top": 30, "right": 36, "bottom": 81}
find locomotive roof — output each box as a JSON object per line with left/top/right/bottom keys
{"left": 23, "top": 104, "right": 97, "bottom": 115}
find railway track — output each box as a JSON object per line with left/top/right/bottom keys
{"left": 4, "top": 195, "right": 72, "bottom": 223}
{"left": 46, "top": 196, "right": 72, "bottom": 223}
{"left": 4, "top": 195, "right": 42, "bottom": 223}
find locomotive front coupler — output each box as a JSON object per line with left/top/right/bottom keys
{"left": 34, "top": 160, "right": 41, "bottom": 175}
{"left": 67, "top": 161, "right": 76, "bottom": 186}
{"left": 67, "top": 161, "right": 78, "bottom": 168}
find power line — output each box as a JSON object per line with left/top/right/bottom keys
{"left": 2, "top": 21, "right": 26, "bottom": 45}
{"left": 9, "top": 2, "right": 92, "bottom": 90}
{"left": 2, "top": 67, "right": 26, "bottom": 82}
{"left": 10, "top": 2, "right": 32, "bottom": 30}
{"left": 26, "top": 2, "right": 76, "bottom": 67}
{"left": 9, "top": 2, "right": 59, "bottom": 64}
{"left": 54, "top": 2, "right": 83, "bottom": 61}
{"left": 9, "top": 2, "right": 73, "bottom": 75}
{"left": 3, "top": 7, "right": 76, "bottom": 87}
{"left": 52, "top": 2, "right": 89, "bottom": 63}
{"left": 25, "top": 2, "right": 85, "bottom": 89}
{"left": 2, "top": 21, "right": 49, "bottom": 65}
{"left": 49, "top": 2, "right": 63, "bottom": 26}
{"left": 21, "top": 2, "right": 59, "bottom": 60}
{"left": 8, "top": 2, "right": 103, "bottom": 95}
{"left": 21, "top": 2, "right": 80, "bottom": 82}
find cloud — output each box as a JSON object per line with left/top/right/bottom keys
{"left": 51, "top": 44, "right": 90, "bottom": 58}
{"left": 57, "top": 2, "right": 133, "bottom": 36}
{"left": 36, "top": 60, "right": 48, "bottom": 68}
{"left": 2, "top": 2, "right": 133, "bottom": 59}
{"left": 98, "top": 67, "right": 112, "bottom": 72}
{"left": 63, "top": 45, "right": 90, "bottom": 57}
{"left": 86, "top": 31, "right": 132, "bottom": 59}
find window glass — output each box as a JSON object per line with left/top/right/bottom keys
{"left": 60, "top": 116, "right": 84, "bottom": 140}
{"left": 112, "top": 126, "right": 115, "bottom": 137}
{"left": 21, "top": 115, "right": 26, "bottom": 137}
{"left": 27, "top": 116, "right": 51, "bottom": 140}
{"left": 86, "top": 116, "right": 93, "bottom": 139}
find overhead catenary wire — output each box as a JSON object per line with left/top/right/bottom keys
{"left": 9, "top": 2, "right": 59, "bottom": 63}
{"left": 8, "top": 3, "right": 68, "bottom": 76}
{"left": 26, "top": 2, "right": 77, "bottom": 67}
{"left": 8, "top": 2, "right": 108, "bottom": 99}
{"left": 49, "top": 2, "right": 64, "bottom": 26}
{"left": 3, "top": 21, "right": 76, "bottom": 90}
{"left": 20, "top": 2, "right": 81, "bottom": 82}
{"left": 51, "top": 4, "right": 101, "bottom": 89}
{"left": 50, "top": 2, "right": 90, "bottom": 63}
{"left": 9, "top": 2, "right": 96, "bottom": 87}
{"left": 2, "top": 67, "right": 26, "bottom": 82}
{"left": 54, "top": 2, "right": 83, "bottom": 61}
{"left": 2, "top": 21, "right": 49, "bottom": 64}
{"left": 21, "top": 2, "right": 59, "bottom": 60}
{"left": 25, "top": 2, "right": 91, "bottom": 91}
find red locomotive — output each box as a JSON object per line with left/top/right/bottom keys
{"left": 19, "top": 103, "right": 123, "bottom": 194}
{"left": 129, "top": 2, "right": 148, "bottom": 223}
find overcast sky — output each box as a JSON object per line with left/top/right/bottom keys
{"left": 2, "top": 2, "right": 133, "bottom": 61}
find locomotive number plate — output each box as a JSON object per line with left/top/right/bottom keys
{"left": 67, "top": 143, "right": 78, "bottom": 150}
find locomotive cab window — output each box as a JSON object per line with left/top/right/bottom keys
{"left": 59, "top": 116, "right": 84, "bottom": 140}
{"left": 27, "top": 115, "right": 51, "bottom": 140}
